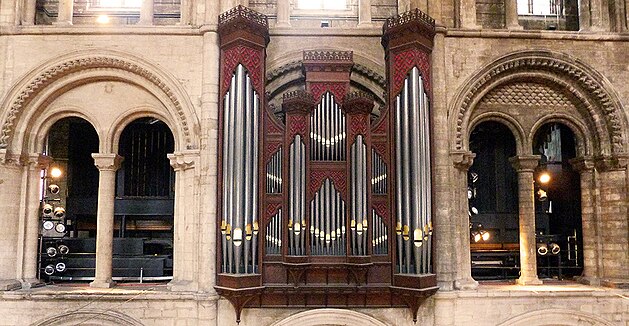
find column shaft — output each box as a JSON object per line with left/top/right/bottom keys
{"left": 358, "top": 0, "right": 372, "bottom": 26}
{"left": 458, "top": 0, "right": 479, "bottom": 28}
{"left": 505, "top": 0, "right": 522, "bottom": 29}
{"left": 138, "top": 0, "right": 154, "bottom": 25}
{"left": 54, "top": 0, "right": 73, "bottom": 25}
{"left": 23, "top": 0, "right": 37, "bottom": 25}
{"left": 510, "top": 155, "right": 542, "bottom": 285}
{"left": 452, "top": 151, "right": 478, "bottom": 290}
{"left": 276, "top": 0, "right": 291, "bottom": 27}
{"left": 90, "top": 154, "right": 122, "bottom": 289}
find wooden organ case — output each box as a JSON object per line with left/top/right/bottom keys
{"left": 216, "top": 6, "right": 438, "bottom": 323}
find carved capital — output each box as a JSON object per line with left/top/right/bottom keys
{"left": 569, "top": 156, "right": 595, "bottom": 172}
{"left": 168, "top": 150, "right": 199, "bottom": 171}
{"left": 594, "top": 155, "right": 627, "bottom": 172}
{"left": 450, "top": 150, "right": 476, "bottom": 171}
{"left": 343, "top": 91, "right": 374, "bottom": 115}
{"left": 509, "top": 155, "right": 541, "bottom": 172}
{"left": 282, "top": 90, "right": 315, "bottom": 114}
{"left": 92, "top": 153, "right": 123, "bottom": 171}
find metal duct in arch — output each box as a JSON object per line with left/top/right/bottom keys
{"left": 266, "top": 209, "right": 282, "bottom": 255}
{"left": 372, "top": 209, "right": 388, "bottom": 255}
{"left": 310, "top": 178, "right": 347, "bottom": 256}
{"left": 350, "top": 135, "right": 368, "bottom": 255}
{"left": 266, "top": 148, "right": 282, "bottom": 194}
{"left": 221, "top": 64, "right": 259, "bottom": 274}
{"left": 394, "top": 67, "right": 432, "bottom": 274}
{"left": 310, "top": 92, "right": 346, "bottom": 161}
{"left": 371, "top": 149, "right": 387, "bottom": 194}
{"left": 288, "top": 135, "right": 306, "bottom": 255}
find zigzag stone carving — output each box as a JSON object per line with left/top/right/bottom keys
{"left": 0, "top": 56, "right": 191, "bottom": 149}
{"left": 455, "top": 52, "right": 626, "bottom": 154}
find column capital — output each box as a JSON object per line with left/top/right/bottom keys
{"left": 593, "top": 154, "right": 629, "bottom": 172}
{"left": 509, "top": 155, "right": 540, "bottom": 172}
{"left": 92, "top": 153, "right": 123, "bottom": 171}
{"left": 450, "top": 150, "right": 476, "bottom": 171}
{"left": 570, "top": 156, "right": 595, "bottom": 172}
{"left": 168, "top": 150, "right": 199, "bottom": 171}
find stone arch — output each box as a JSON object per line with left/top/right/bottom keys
{"left": 529, "top": 113, "right": 592, "bottom": 157}
{"left": 0, "top": 50, "right": 199, "bottom": 156}
{"left": 27, "top": 106, "right": 102, "bottom": 154}
{"left": 271, "top": 308, "right": 388, "bottom": 326}
{"left": 108, "top": 107, "right": 177, "bottom": 153}
{"left": 468, "top": 112, "right": 526, "bottom": 155}
{"left": 450, "top": 50, "right": 627, "bottom": 156}
{"left": 497, "top": 308, "right": 614, "bottom": 326}
{"left": 32, "top": 309, "right": 144, "bottom": 326}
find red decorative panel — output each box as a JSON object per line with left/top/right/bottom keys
{"left": 348, "top": 115, "right": 369, "bottom": 142}
{"left": 373, "top": 202, "right": 389, "bottom": 220}
{"left": 372, "top": 112, "right": 389, "bottom": 135}
{"left": 372, "top": 143, "right": 388, "bottom": 159}
{"left": 310, "top": 170, "right": 347, "bottom": 199}
{"left": 265, "top": 142, "right": 282, "bottom": 161}
{"left": 222, "top": 45, "right": 264, "bottom": 95}
{"left": 287, "top": 115, "right": 307, "bottom": 139}
{"left": 266, "top": 203, "right": 282, "bottom": 218}
{"left": 392, "top": 48, "right": 431, "bottom": 99}
{"left": 309, "top": 82, "right": 348, "bottom": 104}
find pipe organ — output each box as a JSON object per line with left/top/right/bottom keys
{"left": 216, "top": 6, "right": 438, "bottom": 323}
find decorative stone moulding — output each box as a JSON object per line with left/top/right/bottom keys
{"left": 0, "top": 55, "right": 195, "bottom": 151}
{"left": 452, "top": 50, "right": 628, "bottom": 156}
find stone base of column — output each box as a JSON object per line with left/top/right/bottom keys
{"left": 601, "top": 278, "right": 629, "bottom": 289}
{"left": 90, "top": 279, "right": 115, "bottom": 288}
{"left": 275, "top": 21, "right": 291, "bottom": 28}
{"left": 21, "top": 278, "right": 45, "bottom": 289}
{"left": 52, "top": 21, "right": 73, "bottom": 26}
{"left": 506, "top": 24, "right": 524, "bottom": 30}
{"left": 168, "top": 279, "right": 199, "bottom": 292}
{"left": 576, "top": 275, "right": 601, "bottom": 286}
{"left": 454, "top": 277, "right": 479, "bottom": 290}
{"left": 516, "top": 276, "right": 543, "bottom": 285}
{"left": 437, "top": 280, "right": 455, "bottom": 291}
{"left": 0, "top": 279, "right": 23, "bottom": 291}
{"left": 357, "top": 22, "right": 376, "bottom": 28}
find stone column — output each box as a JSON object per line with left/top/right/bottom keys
{"left": 451, "top": 151, "right": 479, "bottom": 290}
{"left": 458, "top": 0, "right": 479, "bottom": 28}
{"left": 22, "top": 0, "right": 37, "bottom": 25}
{"left": 581, "top": 0, "right": 611, "bottom": 31}
{"left": 358, "top": 0, "right": 372, "bottom": 26}
{"left": 90, "top": 154, "right": 123, "bottom": 289}
{"left": 398, "top": 0, "right": 410, "bottom": 13}
{"left": 168, "top": 151, "right": 200, "bottom": 292}
{"left": 510, "top": 155, "right": 542, "bottom": 285}
{"left": 276, "top": 0, "right": 291, "bottom": 27}
{"left": 18, "top": 154, "right": 49, "bottom": 288}
{"left": 505, "top": 0, "right": 522, "bottom": 29}
{"left": 54, "top": 0, "right": 73, "bottom": 25}
{"left": 570, "top": 157, "right": 600, "bottom": 285}
{"left": 138, "top": 0, "right": 154, "bottom": 25}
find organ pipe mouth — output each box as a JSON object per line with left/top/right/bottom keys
{"left": 233, "top": 228, "right": 243, "bottom": 247}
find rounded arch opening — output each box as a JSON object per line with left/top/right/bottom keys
{"left": 532, "top": 122, "right": 583, "bottom": 278}
{"left": 271, "top": 308, "right": 387, "bottom": 326}
{"left": 468, "top": 121, "right": 520, "bottom": 280}
{"left": 39, "top": 116, "right": 100, "bottom": 282}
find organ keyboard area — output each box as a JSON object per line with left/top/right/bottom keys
{"left": 215, "top": 6, "right": 438, "bottom": 323}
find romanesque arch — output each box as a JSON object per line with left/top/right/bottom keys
{"left": 497, "top": 308, "right": 615, "bottom": 326}
{"left": 0, "top": 50, "right": 200, "bottom": 156}
{"left": 450, "top": 50, "right": 627, "bottom": 157}
{"left": 32, "top": 309, "right": 144, "bottom": 326}
{"left": 271, "top": 308, "right": 388, "bottom": 326}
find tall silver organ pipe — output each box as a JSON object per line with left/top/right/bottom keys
{"left": 371, "top": 150, "right": 387, "bottom": 194}
{"left": 289, "top": 135, "right": 306, "bottom": 255}
{"left": 310, "top": 92, "right": 346, "bottom": 161}
{"left": 266, "top": 209, "right": 282, "bottom": 255}
{"left": 221, "top": 64, "right": 259, "bottom": 274}
{"left": 372, "top": 209, "right": 388, "bottom": 255}
{"left": 350, "top": 135, "right": 368, "bottom": 255}
{"left": 394, "top": 67, "right": 432, "bottom": 274}
{"left": 310, "top": 179, "right": 346, "bottom": 256}
{"left": 266, "top": 148, "right": 282, "bottom": 193}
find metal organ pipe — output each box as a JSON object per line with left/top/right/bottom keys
{"left": 266, "top": 149, "right": 282, "bottom": 194}
{"left": 310, "top": 179, "right": 346, "bottom": 255}
{"left": 221, "top": 64, "right": 259, "bottom": 274}
{"left": 371, "top": 150, "right": 387, "bottom": 194}
{"left": 394, "top": 67, "right": 432, "bottom": 275}
{"left": 310, "top": 93, "right": 346, "bottom": 161}
{"left": 351, "top": 135, "right": 368, "bottom": 256}
{"left": 266, "top": 209, "right": 282, "bottom": 255}
{"left": 289, "top": 136, "right": 306, "bottom": 255}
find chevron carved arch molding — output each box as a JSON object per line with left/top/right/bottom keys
{"left": 33, "top": 309, "right": 145, "bottom": 326}
{"left": 452, "top": 50, "right": 627, "bottom": 156}
{"left": 0, "top": 52, "right": 198, "bottom": 152}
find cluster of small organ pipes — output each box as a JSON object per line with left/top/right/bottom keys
{"left": 221, "top": 65, "right": 433, "bottom": 275}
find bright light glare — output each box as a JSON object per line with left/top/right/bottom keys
{"left": 481, "top": 231, "right": 490, "bottom": 241}
{"left": 539, "top": 172, "right": 551, "bottom": 184}
{"left": 50, "top": 167, "right": 62, "bottom": 178}
{"left": 96, "top": 15, "right": 110, "bottom": 24}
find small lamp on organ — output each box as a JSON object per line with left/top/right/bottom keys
{"left": 49, "top": 167, "right": 62, "bottom": 179}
